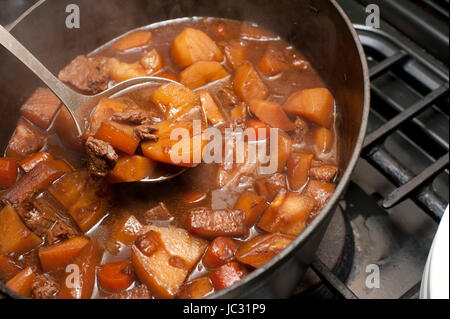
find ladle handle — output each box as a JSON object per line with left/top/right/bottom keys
{"left": 0, "top": 25, "right": 82, "bottom": 116}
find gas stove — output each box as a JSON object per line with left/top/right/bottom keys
{"left": 0, "top": 0, "right": 448, "bottom": 300}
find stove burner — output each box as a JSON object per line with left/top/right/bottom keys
{"left": 291, "top": 204, "right": 355, "bottom": 299}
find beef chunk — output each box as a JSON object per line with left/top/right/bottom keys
{"left": 143, "top": 202, "right": 173, "bottom": 223}
{"left": 105, "top": 284, "right": 151, "bottom": 299}
{"left": 6, "top": 118, "right": 46, "bottom": 159}
{"left": 112, "top": 108, "right": 155, "bottom": 125}
{"left": 58, "top": 55, "right": 110, "bottom": 94}
{"left": 20, "top": 88, "right": 62, "bottom": 130}
{"left": 31, "top": 275, "right": 59, "bottom": 299}
{"left": 85, "top": 137, "right": 118, "bottom": 177}
{"left": 217, "top": 88, "right": 240, "bottom": 109}
{"left": 46, "top": 220, "right": 78, "bottom": 245}
{"left": 293, "top": 117, "right": 309, "bottom": 144}
{"left": 185, "top": 208, "right": 247, "bottom": 237}
{"left": 16, "top": 203, "right": 56, "bottom": 237}
{"left": 134, "top": 124, "right": 158, "bottom": 142}
{"left": 309, "top": 165, "right": 338, "bottom": 183}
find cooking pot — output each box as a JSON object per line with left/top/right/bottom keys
{"left": 0, "top": 0, "right": 370, "bottom": 299}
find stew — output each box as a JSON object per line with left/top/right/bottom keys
{"left": 0, "top": 18, "right": 340, "bottom": 299}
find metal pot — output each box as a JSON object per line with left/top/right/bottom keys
{"left": 0, "top": 0, "right": 370, "bottom": 298}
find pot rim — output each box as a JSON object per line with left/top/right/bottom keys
{"left": 1, "top": 0, "right": 370, "bottom": 299}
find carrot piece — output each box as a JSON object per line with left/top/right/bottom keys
{"left": 199, "top": 91, "right": 225, "bottom": 125}
{"left": 108, "top": 155, "right": 155, "bottom": 183}
{"left": 59, "top": 239, "right": 102, "bottom": 299}
{"left": 236, "top": 233, "right": 294, "bottom": 268}
{"left": 181, "top": 192, "right": 207, "bottom": 205}
{"left": 248, "top": 100, "right": 294, "bottom": 131}
{"left": 132, "top": 226, "right": 208, "bottom": 299}
{"left": 85, "top": 98, "right": 128, "bottom": 138}
{"left": 224, "top": 40, "right": 247, "bottom": 70}
{"left": 95, "top": 121, "right": 140, "bottom": 155}
{"left": 141, "top": 120, "right": 205, "bottom": 167}
{"left": 113, "top": 30, "right": 152, "bottom": 52}
{"left": 258, "top": 46, "right": 288, "bottom": 76}
{"left": 140, "top": 49, "right": 163, "bottom": 75}
{"left": 255, "top": 173, "right": 287, "bottom": 202}
{"left": 179, "top": 61, "right": 229, "bottom": 89}
{"left": 0, "top": 158, "right": 18, "bottom": 189}
{"left": 283, "top": 88, "right": 335, "bottom": 127}
{"left": 202, "top": 237, "right": 238, "bottom": 269}
{"left": 287, "top": 153, "right": 314, "bottom": 191}
{"left": 0, "top": 255, "right": 23, "bottom": 282}
{"left": 233, "top": 191, "right": 268, "bottom": 227}
{"left": 6, "top": 118, "right": 46, "bottom": 160}
{"left": 209, "top": 262, "right": 247, "bottom": 290}
{"left": 233, "top": 63, "right": 269, "bottom": 103}
{"left": 38, "top": 236, "right": 89, "bottom": 272}
{"left": 108, "top": 58, "right": 146, "bottom": 83}
{"left": 229, "top": 102, "right": 248, "bottom": 122}
{"left": 313, "top": 127, "right": 334, "bottom": 154}
{"left": 150, "top": 83, "right": 200, "bottom": 119}
{"left": 246, "top": 120, "right": 271, "bottom": 141}
{"left": 20, "top": 88, "right": 62, "bottom": 130}
{"left": 185, "top": 208, "right": 247, "bottom": 238}
{"left": 257, "top": 192, "right": 314, "bottom": 236}
{"left": 0, "top": 160, "right": 71, "bottom": 205}
{"left": 19, "top": 152, "right": 53, "bottom": 174}
{"left": 48, "top": 170, "right": 89, "bottom": 209}
{"left": 6, "top": 266, "right": 36, "bottom": 297}
{"left": 55, "top": 107, "right": 83, "bottom": 151}
{"left": 177, "top": 277, "right": 214, "bottom": 299}
{"left": 0, "top": 206, "right": 42, "bottom": 255}
{"left": 98, "top": 261, "right": 135, "bottom": 293}
{"left": 171, "top": 28, "right": 223, "bottom": 68}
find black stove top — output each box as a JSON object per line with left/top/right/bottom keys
{"left": 0, "top": 0, "right": 448, "bottom": 300}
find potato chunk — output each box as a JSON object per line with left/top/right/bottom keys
{"left": 233, "top": 63, "right": 269, "bottom": 103}
{"left": 106, "top": 215, "right": 144, "bottom": 253}
{"left": 283, "top": 88, "right": 334, "bottom": 127}
{"left": 6, "top": 266, "right": 36, "bottom": 297}
{"left": 108, "top": 155, "right": 155, "bottom": 183}
{"left": 258, "top": 46, "right": 288, "bottom": 76}
{"left": 108, "top": 58, "right": 146, "bottom": 83}
{"left": 0, "top": 157, "right": 18, "bottom": 189}
{"left": 150, "top": 83, "right": 200, "bottom": 119}
{"left": 248, "top": 100, "right": 294, "bottom": 131}
{"left": 179, "top": 61, "right": 229, "bottom": 89}
{"left": 0, "top": 205, "right": 42, "bottom": 255}
{"left": 171, "top": 28, "right": 223, "bottom": 68}
{"left": 140, "top": 49, "right": 163, "bottom": 75}
{"left": 38, "top": 236, "right": 89, "bottom": 272}
{"left": 257, "top": 192, "right": 314, "bottom": 236}
{"left": 224, "top": 40, "right": 247, "bottom": 70}
{"left": 132, "top": 226, "right": 208, "bottom": 299}
{"left": 199, "top": 91, "right": 225, "bottom": 125}
{"left": 59, "top": 239, "right": 102, "bottom": 299}
{"left": 233, "top": 191, "right": 267, "bottom": 227}
{"left": 0, "top": 255, "right": 23, "bottom": 282}
{"left": 236, "top": 233, "right": 294, "bottom": 268}
{"left": 113, "top": 30, "right": 152, "bottom": 52}
{"left": 255, "top": 173, "right": 287, "bottom": 202}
